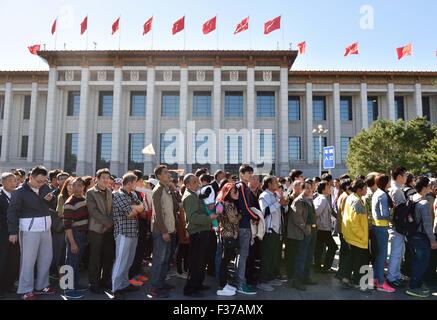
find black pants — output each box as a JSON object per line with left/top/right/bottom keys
{"left": 368, "top": 228, "right": 377, "bottom": 266}
{"left": 285, "top": 238, "right": 299, "bottom": 279}
{"left": 350, "top": 244, "right": 369, "bottom": 285}
{"left": 314, "top": 230, "right": 338, "bottom": 270}
{"left": 337, "top": 233, "right": 352, "bottom": 279}
{"left": 184, "top": 231, "right": 209, "bottom": 294}
{"left": 176, "top": 243, "right": 189, "bottom": 274}
{"left": 88, "top": 231, "right": 115, "bottom": 289}
{"left": 129, "top": 219, "right": 148, "bottom": 278}
{"left": 0, "top": 237, "right": 20, "bottom": 295}
{"left": 144, "top": 219, "right": 153, "bottom": 259}
{"left": 245, "top": 238, "right": 261, "bottom": 286}
{"left": 402, "top": 240, "right": 412, "bottom": 277}
{"left": 219, "top": 238, "right": 238, "bottom": 288}
{"left": 205, "top": 231, "right": 217, "bottom": 276}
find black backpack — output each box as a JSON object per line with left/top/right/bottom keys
{"left": 393, "top": 192, "right": 421, "bottom": 236}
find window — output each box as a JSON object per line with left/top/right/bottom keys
{"left": 340, "top": 96, "right": 353, "bottom": 121}
{"left": 130, "top": 91, "right": 147, "bottom": 117}
{"left": 256, "top": 92, "right": 275, "bottom": 118}
{"left": 160, "top": 133, "right": 177, "bottom": 165}
{"left": 67, "top": 92, "right": 80, "bottom": 116}
{"left": 258, "top": 133, "right": 276, "bottom": 162}
{"left": 288, "top": 137, "right": 301, "bottom": 160}
{"left": 64, "top": 133, "right": 78, "bottom": 174}
{"left": 225, "top": 134, "right": 243, "bottom": 165}
{"left": 341, "top": 137, "right": 352, "bottom": 162}
{"left": 0, "top": 95, "right": 4, "bottom": 119}
{"left": 422, "top": 97, "right": 431, "bottom": 122}
{"left": 161, "top": 92, "right": 180, "bottom": 117}
{"left": 394, "top": 96, "right": 405, "bottom": 120}
{"left": 367, "top": 96, "right": 379, "bottom": 125}
{"left": 98, "top": 91, "right": 113, "bottom": 117}
{"left": 313, "top": 96, "right": 326, "bottom": 121}
{"left": 128, "top": 133, "right": 145, "bottom": 171}
{"left": 192, "top": 133, "right": 212, "bottom": 164}
{"left": 313, "top": 136, "right": 328, "bottom": 160}
{"left": 192, "top": 92, "right": 211, "bottom": 118}
{"left": 96, "top": 133, "right": 112, "bottom": 171}
{"left": 20, "top": 136, "right": 28, "bottom": 158}
{"left": 23, "top": 95, "right": 31, "bottom": 120}
{"left": 224, "top": 91, "right": 243, "bottom": 118}
{"left": 288, "top": 96, "right": 300, "bottom": 121}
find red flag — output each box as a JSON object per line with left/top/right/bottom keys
{"left": 234, "top": 17, "right": 249, "bottom": 35}
{"left": 264, "top": 16, "right": 281, "bottom": 35}
{"left": 344, "top": 42, "right": 359, "bottom": 57}
{"left": 51, "top": 19, "right": 57, "bottom": 35}
{"left": 112, "top": 17, "right": 120, "bottom": 35}
{"left": 28, "top": 44, "right": 41, "bottom": 55}
{"left": 143, "top": 17, "right": 153, "bottom": 35}
{"left": 80, "top": 16, "right": 88, "bottom": 35}
{"left": 172, "top": 16, "right": 185, "bottom": 35}
{"left": 397, "top": 43, "right": 413, "bottom": 60}
{"left": 297, "top": 41, "right": 306, "bottom": 55}
{"left": 202, "top": 16, "right": 216, "bottom": 35}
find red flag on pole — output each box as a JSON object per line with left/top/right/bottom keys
{"left": 28, "top": 44, "right": 41, "bottom": 55}
{"left": 202, "top": 16, "right": 216, "bottom": 35}
{"left": 112, "top": 17, "right": 120, "bottom": 35}
{"left": 264, "top": 16, "right": 281, "bottom": 35}
{"left": 297, "top": 41, "right": 306, "bottom": 55}
{"left": 143, "top": 17, "right": 153, "bottom": 35}
{"left": 234, "top": 17, "right": 249, "bottom": 35}
{"left": 172, "top": 16, "right": 185, "bottom": 35}
{"left": 396, "top": 43, "right": 413, "bottom": 60}
{"left": 344, "top": 42, "right": 359, "bottom": 57}
{"left": 80, "top": 16, "right": 88, "bottom": 35}
{"left": 51, "top": 19, "right": 57, "bottom": 35}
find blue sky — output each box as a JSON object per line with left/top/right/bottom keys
{"left": 0, "top": 0, "right": 435, "bottom": 71}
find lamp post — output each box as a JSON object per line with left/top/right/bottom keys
{"left": 312, "top": 124, "right": 329, "bottom": 176}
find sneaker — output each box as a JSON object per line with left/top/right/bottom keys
{"left": 217, "top": 287, "right": 236, "bottom": 296}
{"left": 388, "top": 279, "right": 405, "bottom": 288}
{"left": 35, "top": 287, "right": 56, "bottom": 295}
{"left": 176, "top": 272, "right": 188, "bottom": 279}
{"left": 340, "top": 279, "right": 353, "bottom": 290}
{"left": 293, "top": 281, "right": 306, "bottom": 291}
{"left": 136, "top": 275, "right": 149, "bottom": 282}
{"left": 224, "top": 284, "right": 237, "bottom": 293}
{"left": 376, "top": 281, "right": 396, "bottom": 293}
{"left": 129, "top": 278, "right": 144, "bottom": 287}
{"left": 257, "top": 283, "right": 275, "bottom": 292}
{"left": 75, "top": 285, "right": 88, "bottom": 293}
{"left": 420, "top": 284, "right": 431, "bottom": 294}
{"left": 167, "top": 271, "right": 177, "bottom": 278}
{"left": 111, "top": 291, "right": 125, "bottom": 300}
{"left": 22, "top": 292, "right": 38, "bottom": 300}
{"left": 64, "top": 290, "right": 85, "bottom": 299}
{"left": 406, "top": 287, "right": 430, "bottom": 298}
{"left": 236, "top": 283, "right": 257, "bottom": 295}
{"left": 353, "top": 285, "right": 373, "bottom": 294}
{"left": 148, "top": 287, "right": 169, "bottom": 299}
{"left": 268, "top": 279, "right": 283, "bottom": 287}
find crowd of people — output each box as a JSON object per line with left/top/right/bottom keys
{"left": 0, "top": 164, "right": 437, "bottom": 300}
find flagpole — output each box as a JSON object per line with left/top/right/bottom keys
{"left": 183, "top": 15, "right": 186, "bottom": 50}
{"left": 151, "top": 15, "right": 154, "bottom": 50}
{"left": 118, "top": 15, "right": 121, "bottom": 51}
{"left": 281, "top": 14, "right": 285, "bottom": 50}
{"left": 216, "top": 14, "right": 219, "bottom": 50}
{"left": 249, "top": 15, "right": 252, "bottom": 50}
{"left": 54, "top": 17, "right": 58, "bottom": 50}
{"left": 86, "top": 15, "right": 89, "bottom": 51}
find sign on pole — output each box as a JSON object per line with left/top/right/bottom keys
{"left": 323, "top": 146, "right": 335, "bottom": 169}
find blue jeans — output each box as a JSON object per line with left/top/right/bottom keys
{"left": 65, "top": 230, "right": 87, "bottom": 290}
{"left": 407, "top": 233, "right": 431, "bottom": 289}
{"left": 373, "top": 226, "right": 389, "bottom": 284}
{"left": 388, "top": 228, "right": 405, "bottom": 282}
{"left": 236, "top": 228, "right": 251, "bottom": 286}
{"left": 151, "top": 232, "right": 172, "bottom": 289}
{"left": 294, "top": 230, "right": 315, "bottom": 283}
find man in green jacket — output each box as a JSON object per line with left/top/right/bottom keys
{"left": 182, "top": 174, "right": 217, "bottom": 297}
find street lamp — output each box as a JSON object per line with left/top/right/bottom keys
{"left": 312, "top": 124, "right": 329, "bottom": 177}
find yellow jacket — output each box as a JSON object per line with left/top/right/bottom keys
{"left": 342, "top": 193, "right": 368, "bottom": 249}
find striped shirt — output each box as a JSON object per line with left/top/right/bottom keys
{"left": 63, "top": 196, "right": 89, "bottom": 231}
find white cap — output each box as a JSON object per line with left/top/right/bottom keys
{"left": 147, "top": 178, "right": 159, "bottom": 187}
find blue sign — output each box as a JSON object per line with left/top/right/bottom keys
{"left": 323, "top": 146, "right": 335, "bottom": 169}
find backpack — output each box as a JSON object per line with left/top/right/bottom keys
{"left": 393, "top": 192, "right": 422, "bottom": 236}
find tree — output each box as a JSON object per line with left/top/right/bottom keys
{"left": 346, "top": 117, "right": 437, "bottom": 177}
